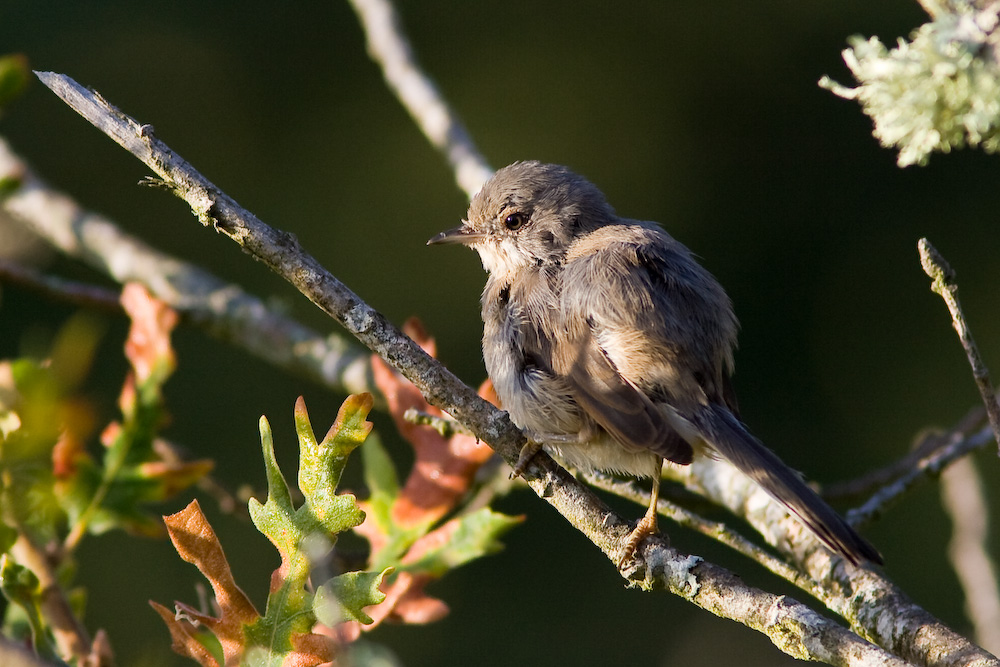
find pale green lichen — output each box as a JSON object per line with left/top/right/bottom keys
{"left": 821, "top": 5, "right": 1000, "bottom": 166}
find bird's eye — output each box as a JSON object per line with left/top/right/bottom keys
{"left": 504, "top": 212, "right": 528, "bottom": 230}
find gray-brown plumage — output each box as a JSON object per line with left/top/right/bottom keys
{"left": 429, "top": 161, "right": 881, "bottom": 565}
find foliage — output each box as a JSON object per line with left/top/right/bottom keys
{"left": 0, "top": 283, "right": 520, "bottom": 665}
{"left": 0, "top": 284, "right": 212, "bottom": 662}
{"left": 0, "top": 53, "right": 29, "bottom": 115}
{"left": 152, "top": 350, "right": 520, "bottom": 664}
{"left": 351, "top": 319, "right": 520, "bottom": 632}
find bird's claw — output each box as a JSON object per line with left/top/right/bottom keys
{"left": 618, "top": 513, "right": 658, "bottom": 568}
{"left": 510, "top": 440, "right": 543, "bottom": 479}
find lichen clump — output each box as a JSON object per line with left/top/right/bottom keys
{"left": 822, "top": 8, "right": 1000, "bottom": 166}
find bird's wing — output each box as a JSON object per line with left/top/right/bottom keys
{"left": 561, "top": 225, "right": 740, "bottom": 409}
{"left": 548, "top": 224, "right": 741, "bottom": 463}
{"left": 552, "top": 322, "right": 693, "bottom": 465}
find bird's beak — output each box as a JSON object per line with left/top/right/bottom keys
{"left": 427, "top": 223, "right": 484, "bottom": 246}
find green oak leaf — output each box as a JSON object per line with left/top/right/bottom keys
{"left": 398, "top": 508, "right": 522, "bottom": 577}
{"left": 314, "top": 567, "right": 393, "bottom": 626}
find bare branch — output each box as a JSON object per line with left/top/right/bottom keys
{"left": 849, "top": 425, "right": 995, "bottom": 527}
{"left": 0, "top": 258, "right": 123, "bottom": 314}
{"left": 584, "top": 471, "right": 825, "bottom": 598}
{"left": 347, "top": 0, "right": 494, "bottom": 198}
{"left": 919, "top": 238, "right": 1000, "bottom": 456}
{"left": 338, "top": 13, "right": 993, "bottom": 662}
{"left": 0, "top": 137, "right": 374, "bottom": 400}
{"left": 31, "top": 70, "right": 920, "bottom": 666}
{"left": 825, "top": 407, "right": 986, "bottom": 503}
{"left": 403, "top": 408, "right": 474, "bottom": 437}
{"left": 941, "top": 456, "right": 1000, "bottom": 654}
{"left": 667, "top": 455, "right": 998, "bottom": 667}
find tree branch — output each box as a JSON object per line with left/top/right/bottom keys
{"left": 824, "top": 407, "right": 986, "bottom": 503}
{"left": 848, "top": 424, "right": 995, "bottom": 526}
{"left": 665, "top": 454, "right": 997, "bottom": 667}
{"left": 583, "top": 471, "right": 825, "bottom": 598}
{"left": 346, "top": 0, "right": 494, "bottom": 199}
{"left": 32, "top": 70, "right": 922, "bottom": 667}
{"left": 0, "top": 258, "right": 123, "bottom": 314}
{"left": 340, "top": 6, "right": 995, "bottom": 662}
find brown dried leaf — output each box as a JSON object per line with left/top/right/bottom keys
{"left": 370, "top": 317, "right": 494, "bottom": 528}
{"left": 150, "top": 601, "right": 218, "bottom": 667}
{"left": 286, "top": 633, "right": 338, "bottom": 667}
{"left": 162, "top": 500, "right": 259, "bottom": 663}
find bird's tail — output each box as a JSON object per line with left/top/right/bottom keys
{"left": 694, "top": 404, "right": 881, "bottom": 565}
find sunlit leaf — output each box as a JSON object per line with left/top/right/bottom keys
{"left": 397, "top": 509, "right": 521, "bottom": 577}
{"left": 314, "top": 568, "right": 392, "bottom": 626}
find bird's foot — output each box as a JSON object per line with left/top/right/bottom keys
{"left": 618, "top": 513, "right": 658, "bottom": 568}
{"left": 511, "top": 440, "right": 543, "bottom": 479}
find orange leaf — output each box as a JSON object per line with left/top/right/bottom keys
{"left": 358, "top": 514, "right": 477, "bottom": 630}
{"left": 370, "top": 318, "right": 494, "bottom": 528}
{"left": 387, "top": 573, "right": 449, "bottom": 625}
{"left": 356, "top": 570, "right": 448, "bottom": 629}
{"left": 121, "top": 282, "right": 178, "bottom": 385}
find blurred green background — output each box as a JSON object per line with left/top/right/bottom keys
{"left": 2, "top": 1, "right": 999, "bottom": 665}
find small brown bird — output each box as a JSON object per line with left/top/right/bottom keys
{"left": 429, "top": 161, "right": 881, "bottom": 565}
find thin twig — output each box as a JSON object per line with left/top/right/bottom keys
{"left": 824, "top": 406, "right": 986, "bottom": 503}
{"left": 919, "top": 238, "right": 1000, "bottom": 456}
{"left": 665, "top": 453, "right": 997, "bottom": 667}
{"left": 346, "top": 0, "right": 493, "bottom": 199}
{"left": 32, "top": 71, "right": 918, "bottom": 667}
{"left": 583, "top": 471, "right": 825, "bottom": 600}
{"left": 335, "top": 17, "right": 987, "bottom": 661}
{"left": 847, "top": 424, "right": 995, "bottom": 526}
{"left": 343, "top": 6, "right": 997, "bottom": 661}
{"left": 0, "top": 259, "right": 124, "bottom": 314}
{"left": 940, "top": 456, "right": 1000, "bottom": 654}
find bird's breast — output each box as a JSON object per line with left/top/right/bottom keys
{"left": 481, "top": 277, "right": 583, "bottom": 438}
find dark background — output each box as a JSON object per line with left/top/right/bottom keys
{"left": 2, "top": 2, "right": 998, "bottom": 665}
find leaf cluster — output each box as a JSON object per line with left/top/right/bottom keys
{"left": 0, "top": 284, "right": 212, "bottom": 661}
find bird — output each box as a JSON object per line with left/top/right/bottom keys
{"left": 428, "top": 160, "right": 881, "bottom": 566}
